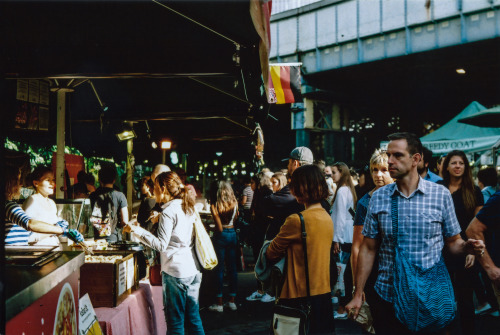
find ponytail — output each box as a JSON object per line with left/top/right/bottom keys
{"left": 156, "top": 172, "right": 195, "bottom": 215}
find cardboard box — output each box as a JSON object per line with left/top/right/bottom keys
{"left": 80, "top": 251, "right": 138, "bottom": 308}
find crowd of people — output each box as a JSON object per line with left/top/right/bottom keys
{"left": 6, "top": 131, "right": 500, "bottom": 335}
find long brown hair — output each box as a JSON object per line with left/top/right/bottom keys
{"left": 156, "top": 171, "right": 195, "bottom": 215}
{"left": 214, "top": 180, "right": 238, "bottom": 225}
{"left": 5, "top": 165, "right": 21, "bottom": 199}
{"left": 442, "top": 150, "right": 477, "bottom": 214}
{"left": 332, "top": 162, "right": 357, "bottom": 207}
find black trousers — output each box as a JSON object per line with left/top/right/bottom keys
{"left": 370, "top": 292, "right": 449, "bottom": 335}
{"left": 279, "top": 293, "right": 335, "bottom": 335}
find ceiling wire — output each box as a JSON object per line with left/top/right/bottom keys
{"left": 151, "top": 0, "right": 240, "bottom": 48}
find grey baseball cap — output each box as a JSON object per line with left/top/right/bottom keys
{"left": 282, "top": 146, "right": 313, "bottom": 165}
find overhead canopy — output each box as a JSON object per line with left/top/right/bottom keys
{"left": 458, "top": 106, "right": 500, "bottom": 128}
{"left": 420, "top": 101, "right": 500, "bottom": 155}
{"left": 3, "top": 0, "right": 273, "bottom": 162}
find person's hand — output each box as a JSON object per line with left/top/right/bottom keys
{"left": 465, "top": 254, "right": 475, "bottom": 269}
{"left": 466, "top": 239, "right": 485, "bottom": 256}
{"left": 333, "top": 242, "right": 340, "bottom": 255}
{"left": 346, "top": 296, "right": 363, "bottom": 320}
{"left": 148, "top": 211, "right": 160, "bottom": 225}
{"left": 123, "top": 224, "right": 133, "bottom": 234}
{"left": 66, "top": 229, "right": 84, "bottom": 243}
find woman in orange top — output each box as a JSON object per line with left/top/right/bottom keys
{"left": 266, "top": 164, "right": 335, "bottom": 334}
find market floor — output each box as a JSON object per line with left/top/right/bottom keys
{"left": 198, "top": 270, "right": 364, "bottom": 335}
{"left": 198, "top": 268, "right": 500, "bottom": 335}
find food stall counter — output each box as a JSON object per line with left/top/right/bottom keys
{"left": 6, "top": 249, "right": 84, "bottom": 333}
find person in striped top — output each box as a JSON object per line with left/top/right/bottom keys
{"left": 5, "top": 165, "right": 84, "bottom": 246}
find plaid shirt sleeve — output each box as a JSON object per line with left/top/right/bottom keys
{"left": 441, "top": 190, "right": 461, "bottom": 238}
{"left": 362, "top": 195, "right": 379, "bottom": 239}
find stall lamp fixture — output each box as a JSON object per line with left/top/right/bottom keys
{"left": 456, "top": 68, "right": 466, "bottom": 74}
{"left": 216, "top": 152, "right": 223, "bottom": 157}
{"left": 151, "top": 141, "right": 158, "bottom": 149}
{"left": 116, "top": 129, "right": 137, "bottom": 142}
{"left": 161, "top": 141, "right": 172, "bottom": 149}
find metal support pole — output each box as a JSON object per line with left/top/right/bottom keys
{"left": 55, "top": 88, "right": 73, "bottom": 198}
{"left": 126, "top": 138, "right": 134, "bottom": 218}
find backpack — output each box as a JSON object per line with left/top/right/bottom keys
{"left": 90, "top": 191, "right": 117, "bottom": 237}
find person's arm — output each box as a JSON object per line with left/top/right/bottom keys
{"left": 28, "top": 219, "right": 64, "bottom": 235}
{"left": 240, "top": 195, "right": 247, "bottom": 206}
{"left": 120, "top": 207, "right": 129, "bottom": 225}
{"left": 266, "top": 214, "right": 299, "bottom": 261}
{"left": 211, "top": 204, "right": 223, "bottom": 232}
{"left": 346, "top": 237, "right": 380, "bottom": 319}
{"left": 124, "top": 209, "right": 173, "bottom": 253}
{"left": 351, "top": 225, "right": 364, "bottom": 281}
{"left": 467, "top": 218, "right": 500, "bottom": 287}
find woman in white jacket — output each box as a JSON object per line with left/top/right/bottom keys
{"left": 331, "top": 162, "right": 357, "bottom": 320}
{"left": 124, "top": 171, "right": 204, "bottom": 335}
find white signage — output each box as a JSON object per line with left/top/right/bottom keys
{"left": 79, "top": 293, "right": 103, "bottom": 335}
{"left": 118, "top": 262, "right": 126, "bottom": 296}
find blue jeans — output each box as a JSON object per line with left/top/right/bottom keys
{"left": 162, "top": 272, "right": 204, "bottom": 335}
{"left": 214, "top": 228, "right": 238, "bottom": 297}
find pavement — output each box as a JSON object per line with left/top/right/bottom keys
{"left": 197, "top": 247, "right": 500, "bottom": 335}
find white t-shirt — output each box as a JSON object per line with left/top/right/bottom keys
{"left": 331, "top": 186, "right": 354, "bottom": 244}
{"left": 23, "top": 193, "right": 61, "bottom": 246}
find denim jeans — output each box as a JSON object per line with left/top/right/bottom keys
{"left": 162, "top": 272, "right": 204, "bottom": 335}
{"left": 214, "top": 228, "right": 238, "bottom": 297}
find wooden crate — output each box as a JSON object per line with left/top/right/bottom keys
{"left": 80, "top": 250, "right": 138, "bottom": 308}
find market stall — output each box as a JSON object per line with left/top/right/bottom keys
{"left": 420, "top": 101, "right": 500, "bottom": 156}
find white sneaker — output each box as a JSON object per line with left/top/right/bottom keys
{"left": 260, "top": 293, "right": 276, "bottom": 303}
{"left": 334, "top": 311, "right": 348, "bottom": 320}
{"left": 208, "top": 304, "right": 223, "bottom": 312}
{"left": 246, "top": 291, "right": 264, "bottom": 301}
{"left": 227, "top": 302, "right": 237, "bottom": 311}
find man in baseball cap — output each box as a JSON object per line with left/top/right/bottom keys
{"left": 283, "top": 146, "right": 314, "bottom": 176}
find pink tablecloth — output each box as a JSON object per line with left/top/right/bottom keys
{"left": 95, "top": 281, "right": 166, "bottom": 335}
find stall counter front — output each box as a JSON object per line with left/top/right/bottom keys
{"left": 6, "top": 250, "right": 84, "bottom": 334}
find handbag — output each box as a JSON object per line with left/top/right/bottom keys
{"left": 149, "top": 263, "right": 162, "bottom": 286}
{"left": 193, "top": 210, "right": 218, "bottom": 270}
{"left": 272, "top": 213, "right": 311, "bottom": 335}
{"left": 390, "top": 196, "right": 455, "bottom": 333}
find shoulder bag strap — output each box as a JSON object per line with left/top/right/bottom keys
{"left": 391, "top": 195, "right": 399, "bottom": 250}
{"left": 298, "top": 213, "right": 311, "bottom": 301}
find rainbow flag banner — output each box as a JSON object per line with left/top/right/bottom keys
{"left": 268, "top": 63, "right": 302, "bottom": 104}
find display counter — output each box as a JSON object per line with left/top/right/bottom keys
{"left": 6, "top": 249, "right": 84, "bottom": 334}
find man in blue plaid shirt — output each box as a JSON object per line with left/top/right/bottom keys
{"left": 346, "top": 132, "right": 485, "bottom": 335}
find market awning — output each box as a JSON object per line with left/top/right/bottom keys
{"left": 3, "top": 0, "right": 273, "bottom": 161}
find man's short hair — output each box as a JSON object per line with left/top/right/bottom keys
{"left": 387, "top": 132, "right": 423, "bottom": 156}
{"left": 477, "top": 167, "right": 498, "bottom": 187}
{"left": 422, "top": 146, "right": 434, "bottom": 166}
{"left": 98, "top": 163, "right": 117, "bottom": 185}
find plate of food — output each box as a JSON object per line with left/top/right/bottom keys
{"left": 53, "top": 282, "right": 77, "bottom": 335}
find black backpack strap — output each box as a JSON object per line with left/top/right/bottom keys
{"left": 298, "top": 213, "right": 311, "bottom": 301}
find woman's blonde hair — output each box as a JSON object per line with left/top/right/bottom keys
{"left": 156, "top": 171, "right": 195, "bottom": 215}
{"left": 370, "top": 149, "right": 388, "bottom": 172}
{"left": 272, "top": 172, "right": 287, "bottom": 191}
{"left": 214, "top": 181, "right": 238, "bottom": 225}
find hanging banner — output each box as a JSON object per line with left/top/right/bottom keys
{"left": 380, "top": 135, "right": 500, "bottom": 155}
{"left": 39, "top": 80, "right": 50, "bottom": 105}
{"left": 28, "top": 79, "right": 40, "bottom": 104}
{"left": 268, "top": 63, "right": 302, "bottom": 104}
{"left": 17, "top": 79, "right": 29, "bottom": 101}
